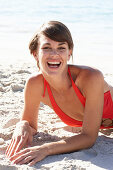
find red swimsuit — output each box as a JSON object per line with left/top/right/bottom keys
{"left": 43, "top": 67, "right": 113, "bottom": 129}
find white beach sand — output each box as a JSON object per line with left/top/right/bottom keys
{"left": 1, "top": 62, "right": 113, "bottom": 170}
{"left": 0, "top": 0, "right": 113, "bottom": 169}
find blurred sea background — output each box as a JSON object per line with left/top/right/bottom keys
{"left": 0, "top": 0, "right": 113, "bottom": 73}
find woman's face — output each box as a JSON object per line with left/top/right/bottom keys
{"left": 35, "top": 34, "right": 72, "bottom": 76}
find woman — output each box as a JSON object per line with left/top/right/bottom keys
{"left": 6, "top": 21, "right": 113, "bottom": 166}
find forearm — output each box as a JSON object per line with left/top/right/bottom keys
{"left": 21, "top": 110, "right": 38, "bottom": 131}
{"left": 46, "top": 134, "right": 96, "bottom": 156}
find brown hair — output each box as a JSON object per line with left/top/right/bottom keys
{"left": 29, "top": 21, "right": 74, "bottom": 59}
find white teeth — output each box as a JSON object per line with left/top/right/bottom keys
{"left": 48, "top": 61, "right": 60, "bottom": 65}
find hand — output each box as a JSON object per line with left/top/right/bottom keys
{"left": 5, "top": 120, "right": 37, "bottom": 158}
{"left": 9, "top": 145, "right": 49, "bottom": 166}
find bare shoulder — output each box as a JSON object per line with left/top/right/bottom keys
{"left": 69, "top": 64, "right": 103, "bottom": 81}
{"left": 69, "top": 65, "right": 104, "bottom": 96}
{"left": 26, "top": 73, "right": 43, "bottom": 86}
{"left": 25, "top": 73, "right": 44, "bottom": 98}
{"left": 78, "top": 65, "right": 103, "bottom": 81}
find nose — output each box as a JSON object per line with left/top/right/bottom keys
{"left": 50, "top": 49, "right": 59, "bottom": 56}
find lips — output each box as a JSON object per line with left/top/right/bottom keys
{"left": 47, "top": 61, "right": 61, "bottom": 68}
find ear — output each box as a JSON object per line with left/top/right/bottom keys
{"left": 33, "top": 51, "right": 38, "bottom": 61}
{"left": 68, "top": 49, "right": 72, "bottom": 61}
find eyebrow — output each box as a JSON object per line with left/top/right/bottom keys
{"left": 43, "top": 42, "right": 66, "bottom": 46}
{"left": 58, "top": 42, "right": 66, "bottom": 46}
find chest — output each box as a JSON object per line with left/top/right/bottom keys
{"left": 42, "top": 86, "right": 85, "bottom": 121}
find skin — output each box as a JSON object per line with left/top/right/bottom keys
{"left": 5, "top": 34, "right": 113, "bottom": 166}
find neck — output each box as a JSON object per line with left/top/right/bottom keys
{"left": 43, "top": 67, "right": 71, "bottom": 93}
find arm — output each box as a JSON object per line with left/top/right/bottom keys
{"left": 47, "top": 69, "right": 104, "bottom": 155}
{"left": 6, "top": 75, "right": 43, "bottom": 157}
{"left": 48, "top": 69, "right": 104, "bottom": 153}
{"left": 21, "top": 76, "right": 41, "bottom": 130}
{"left": 9, "top": 70, "right": 105, "bottom": 165}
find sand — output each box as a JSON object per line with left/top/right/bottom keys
{"left": 1, "top": 62, "right": 113, "bottom": 170}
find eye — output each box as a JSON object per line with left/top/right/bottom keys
{"left": 58, "top": 47, "right": 66, "bottom": 50}
{"left": 42, "top": 47, "right": 51, "bottom": 50}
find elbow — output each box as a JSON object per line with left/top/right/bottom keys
{"left": 81, "top": 133, "right": 97, "bottom": 149}
{"left": 87, "top": 140, "right": 96, "bottom": 149}
{"left": 85, "top": 135, "right": 97, "bottom": 149}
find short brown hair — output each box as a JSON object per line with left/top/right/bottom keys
{"left": 29, "top": 21, "right": 74, "bottom": 58}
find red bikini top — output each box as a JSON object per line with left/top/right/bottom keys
{"left": 43, "top": 67, "right": 113, "bottom": 129}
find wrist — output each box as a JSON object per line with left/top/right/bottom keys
{"left": 42, "top": 143, "right": 53, "bottom": 156}
{"left": 16, "top": 120, "right": 29, "bottom": 127}
{"left": 43, "top": 140, "right": 65, "bottom": 156}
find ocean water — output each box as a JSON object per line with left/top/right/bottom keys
{"left": 0, "top": 0, "right": 113, "bottom": 72}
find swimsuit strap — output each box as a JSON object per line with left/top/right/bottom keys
{"left": 44, "top": 78, "right": 83, "bottom": 127}
{"left": 42, "top": 68, "right": 113, "bottom": 129}
{"left": 43, "top": 67, "right": 86, "bottom": 106}
{"left": 43, "top": 78, "right": 47, "bottom": 97}
{"left": 68, "top": 67, "right": 86, "bottom": 107}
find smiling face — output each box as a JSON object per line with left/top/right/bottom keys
{"left": 34, "top": 35, "right": 72, "bottom": 76}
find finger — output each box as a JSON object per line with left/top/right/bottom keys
{"left": 10, "top": 148, "right": 30, "bottom": 164}
{"left": 5, "top": 138, "right": 14, "bottom": 155}
{"left": 6, "top": 138, "right": 15, "bottom": 157}
{"left": 8, "top": 136, "right": 24, "bottom": 158}
{"left": 10, "top": 132, "right": 29, "bottom": 157}
{"left": 8, "top": 139, "right": 18, "bottom": 158}
{"left": 31, "top": 127, "right": 37, "bottom": 135}
{"left": 12, "top": 154, "right": 28, "bottom": 165}
{"left": 17, "top": 155, "right": 34, "bottom": 165}
{"left": 10, "top": 148, "right": 30, "bottom": 162}
{"left": 28, "top": 135, "right": 33, "bottom": 146}
{"left": 14, "top": 135, "right": 28, "bottom": 154}
{"left": 28, "top": 157, "right": 41, "bottom": 166}
{"left": 28, "top": 153, "right": 46, "bottom": 166}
